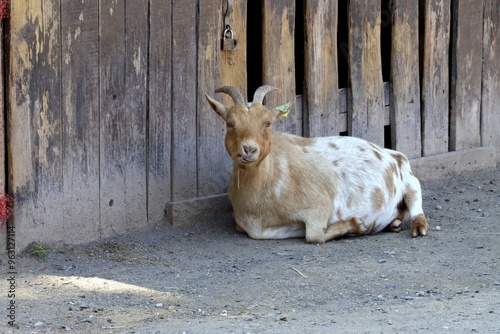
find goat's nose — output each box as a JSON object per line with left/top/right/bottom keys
{"left": 243, "top": 145, "right": 257, "bottom": 156}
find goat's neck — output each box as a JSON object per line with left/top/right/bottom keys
{"left": 232, "top": 153, "right": 274, "bottom": 191}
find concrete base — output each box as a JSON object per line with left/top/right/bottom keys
{"left": 410, "top": 146, "right": 497, "bottom": 180}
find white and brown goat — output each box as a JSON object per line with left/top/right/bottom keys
{"left": 205, "top": 85, "right": 429, "bottom": 243}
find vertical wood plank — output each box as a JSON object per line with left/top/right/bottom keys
{"left": 262, "top": 0, "right": 299, "bottom": 135}
{"left": 148, "top": 0, "right": 172, "bottom": 221}
{"left": 123, "top": 0, "right": 149, "bottom": 229}
{"left": 421, "top": 0, "right": 450, "bottom": 156}
{"left": 390, "top": 0, "right": 422, "bottom": 158}
{"left": 99, "top": 0, "right": 126, "bottom": 236}
{"left": 61, "top": 0, "right": 100, "bottom": 244}
{"left": 197, "top": 0, "right": 231, "bottom": 198}
{"left": 450, "top": 0, "right": 483, "bottom": 151}
{"left": 220, "top": 0, "right": 247, "bottom": 102}
{"left": 9, "top": 0, "right": 63, "bottom": 250}
{"left": 99, "top": 0, "right": 148, "bottom": 236}
{"left": 304, "top": 0, "right": 340, "bottom": 137}
{"left": 481, "top": 0, "right": 500, "bottom": 162}
{"left": 348, "top": 0, "right": 385, "bottom": 147}
{"left": 171, "top": 0, "right": 198, "bottom": 201}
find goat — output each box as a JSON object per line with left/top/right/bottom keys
{"left": 205, "top": 85, "right": 429, "bottom": 243}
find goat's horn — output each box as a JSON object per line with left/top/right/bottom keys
{"left": 215, "top": 86, "right": 245, "bottom": 105}
{"left": 252, "top": 85, "right": 278, "bottom": 105}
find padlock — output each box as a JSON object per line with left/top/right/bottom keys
{"left": 221, "top": 27, "right": 236, "bottom": 50}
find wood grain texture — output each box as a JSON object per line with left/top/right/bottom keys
{"left": 123, "top": 0, "right": 149, "bottom": 230}
{"left": 148, "top": 0, "right": 172, "bottom": 222}
{"left": 262, "top": 0, "right": 299, "bottom": 135}
{"left": 9, "top": 0, "right": 64, "bottom": 250}
{"left": 390, "top": 0, "right": 422, "bottom": 158}
{"left": 481, "top": 0, "right": 500, "bottom": 162}
{"left": 348, "top": 0, "right": 385, "bottom": 147}
{"left": 99, "top": 0, "right": 148, "bottom": 236}
{"left": 450, "top": 0, "right": 483, "bottom": 150}
{"left": 220, "top": 0, "right": 247, "bottom": 103}
{"left": 421, "top": 0, "right": 450, "bottom": 156}
{"left": 171, "top": 0, "right": 198, "bottom": 201}
{"left": 197, "top": 0, "right": 231, "bottom": 199}
{"left": 61, "top": 0, "right": 100, "bottom": 244}
{"left": 304, "top": 0, "right": 340, "bottom": 137}
{"left": 99, "top": 0, "right": 126, "bottom": 236}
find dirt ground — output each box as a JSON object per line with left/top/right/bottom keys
{"left": 1, "top": 167, "right": 500, "bottom": 334}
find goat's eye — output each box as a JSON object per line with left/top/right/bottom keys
{"left": 265, "top": 122, "right": 271, "bottom": 128}
{"left": 227, "top": 123, "right": 234, "bottom": 128}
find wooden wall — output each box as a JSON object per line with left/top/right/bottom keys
{"left": 5, "top": 0, "right": 499, "bottom": 250}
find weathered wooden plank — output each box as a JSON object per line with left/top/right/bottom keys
{"left": 99, "top": 0, "right": 127, "bottom": 236}
{"left": 61, "top": 0, "right": 100, "bottom": 244}
{"left": 262, "top": 0, "right": 299, "bottom": 135}
{"left": 348, "top": 0, "right": 385, "bottom": 147}
{"left": 304, "top": 0, "right": 340, "bottom": 137}
{"left": 171, "top": 0, "right": 198, "bottom": 201}
{"left": 197, "top": 0, "right": 231, "bottom": 199}
{"left": 481, "top": 0, "right": 500, "bottom": 163}
{"left": 390, "top": 0, "right": 421, "bottom": 158}
{"left": 450, "top": 0, "right": 483, "bottom": 151}
{"left": 99, "top": 0, "right": 149, "bottom": 235}
{"left": 220, "top": 0, "right": 247, "bottom": 103}
{"left": 9, "top": 0, "right": 64, "bottom": 251}
{"left": 148, "top": 0, "right": 172, "bottom": 222}
{"left": 421, "top": 0, "right": 451, "bottom": 156}
{"left": 123, "top": 0, "right": 149, "bottom": 229}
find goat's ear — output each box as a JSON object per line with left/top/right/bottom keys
{"left": 205, "top": 93, "right": 228, "bottom": 118}
{"left": 271, "top": 98, "right": 296, "bottom": 120}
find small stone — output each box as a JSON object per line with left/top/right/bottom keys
{"left": 34, "top": 321, "right": 45, "bottom": 328}
{"left": 417, "top": 291, "right": 426, "bottom": 297}
{"left": 80, "top": 301, "right": 90, "bottom": 309}
{"left": 493, "top": 281, "right": 500, "bottom": 286}
{"left": 378, "top": 259, "right": 387, "bottom": 263}
{"left": 481, "top": 212, "right": 490, "bottom": 217}
{"left": 404, "top": 296, "right": 415, "bottom": 300}
{"left": 435, "top": 205, "right": 442, "bottom": 210}
{"left": 434, "top": 226, "right": 442, "bottom": 231}
{"left": 155, "top": 303, "right": 163, "bottom": 308}
{"left": 476, "top": 208, "right": 482, "bottom": 213}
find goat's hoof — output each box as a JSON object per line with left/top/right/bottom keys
{"left": 387, "top": 219, "right": 402, "bottom": 233}
{"left": 410, "top": 214, "right": 429, "bottom": 237}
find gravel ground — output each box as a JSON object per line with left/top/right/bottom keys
{"left": 1, "top": 167, "right": 500, "bottom": 334}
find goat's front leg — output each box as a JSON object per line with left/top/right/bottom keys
{"left": 305, "top": 218, "right": 368, "bottom": 243}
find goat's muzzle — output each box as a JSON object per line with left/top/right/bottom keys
{"left": 237, "top": 142, "right": 259, "bottom": 167}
